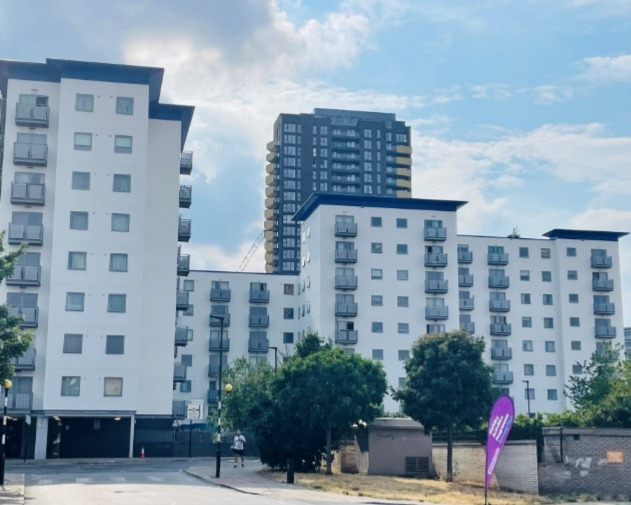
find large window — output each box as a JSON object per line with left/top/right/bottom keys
{"left": 107, "top": 294, "right": 127, "bottom": 313}
{"left": 371, "top": 322, "right": 383, "bottom": 333}
{"left": 113, "top": 174, "right": 131, "bottom": 192}
{"left": 111, "top": 213, "right": 130, "bottom": 232}
{"left": 116, "top": 97, "right": 134, "bottom": 115}
{"left": 65, "top": 292, "right": 85, "bottom": 311}
{"left": 72, "top": 171, "right": 90, "bottom": 190}
{"left": 68, "top": 251, "right": 87, "bottom": 270}
{"left": 397, "top": 296, "right": 409, "bottom": 307}
{"left": 114, "top": 135, "right": 133, "bottom": 153}
{"left": 70, "top": 211, "right": 88, "bottom": 230}
{"left": 104, "top": 377, "right": 123, "bottom": 396}
{"left": 63, "top": 334, "right": 83, "bottom": 354}
{"left": 74, "top": 132, "right": 92, "bottom": 151}
{"left": 371, "top": 269, "right": 383, "bottom": 280}
{"left": 75, "top": 94, "right": 94, "bottom": 112}
{"left": 106, "top": 335, "right": 125, "bottom": 354}
{"left": 61, "top": 376, "right": 81, "bottom": 396}
{"left": 109, "top": 253, "right": 128, "bottom": 272}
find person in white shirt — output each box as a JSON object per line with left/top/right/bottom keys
{"left": 233, "top": 430, "right": 246, "bottom": 467}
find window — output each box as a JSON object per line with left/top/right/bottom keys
{"left": 521, "top": 293, "right": 531, "bottom": 304}
{"left": 68, "top": 251, "right": 87, "bottom": 270}
{"left": 546, "top": 365, "right": 557, "bottom": 377}
{"left": 520, "top": 270, "right": 530, "bottom": 281}
{"left": 397, "top": 296, "right": 409, "bottom": 307}
{"left": 113, "top": 174, "right": 131, "bottom": 192}
{"left": 542, "top": 271, "right": 552, "bottom": 282}
{"left": 398, "top": 350, "right": 409, "bottom": 361}
{"left": 283, "top": 284, "right": 294, "bottom": 295}
{"left": 566, "top": 247, "right": 577, "bottom": 257}
{"left": 116, "top": 97, "right": 134, "bottom": 115}
{"left": 398, "top": 323, "right": 409, "bottom": 334}
{"left": 371, "top": 295, "right": 383, "bottom": 306}
{"left": 372, "top": 349, "right": 384, "bottom": 360}
{"left": 524, "top": 364, "right": 534, "bottom": 376}
{"left": 541, "top": 248, "right": 551, "bottom": 259}
{"left": 104, "top": 377, "right": 123, "bottom": 396}
{"left": 114, "top": 135, "right": 133, "bottom": 153}
{"left": 371, "top": 269, "right": 383, "bottom": 280}
{"left": 63, "top": 333, "right": 83, "bottom": 354}
{"left": 66, "top": 292, "right": 85, "bottom": 311}
{"left": 111, "top": 213, "right": 130, "bottom": 232}
{"left": 74, "top": 132, "right": 92, "bottom": 151}
{"left": 371, "top": 322, "right": 383, "bottom": 333}
{"left": 547, "top": 389, "right": 558, "bottom": 401}
{"left": 72, "top": 171, "right": 90, "bottom": 190}
{"left": 283, "top": 308, "right": 294, "bottom": 319}
{"left": 106, "top": 335, "right": 125, "bottom": 354}
{"left": 183, "top": 279, "right": 194, "bottom": 291}
{"left": 107, "top": 294, "right": 127, "bottom": 313}
{"left": 283, "top": 332, "right": 294, "bottom": 344}
{"left": 371, "top": 217, "right": 382, "bottom": 227}
{"left": 544, "top": 317, "right": 554, "bottom": 328}
{"left": 61, "top": 376, "right": 81, "bottom": 396}
{"left": 75, "top": 93, "right": 94, "bottom": 112}
{"left": 396, "top": 218, "right": 407, "bottom": 228}
{"left": 565, "top": 270, "right": 578, "bottom": 282}
{"left": 397, "top": 270, "right": 408, "bottom": 281}
{"left": 181, "top": 354, "right": 193, "bottom": 366}
{"left": 526, "top": 389, "right": 535, "bottom": 400}
{"left": 571, "top": 341, "right": 581, "bottom": 351}
{"left": 570, "top": 317, "right": 580, "bottom": 327}
{"left": 572, "top": 364, "right": 583, "bottom": 374}
{"left": 522, "top": 317, "right": 532, "bottom": 328}
{"left": 180, "top": 381, "right": 192, "bottom": 393}
{"left": 70, "top": 211, "right": 88, "bottom": 230}
{"left": 396, "top": 244, "right": 408, "bottom": 255}
{"left": 109, "top": 253, "right": 128, "bottom": 272}
{"left": 519, "top": 247, "right": 529, "bottom": 258}
{"left": 543, "top": 294, "right": 553, "bottom": 305}
{"left": 569, "top": 293, "right": 579, "bottom": 303}
{"left": 545, "top": 341, "right": 555, "bottom": 352}
{"left": 522, "top": 340, "right": 533, "bottom": 351}
{"left": 371, "top": 242, "right": 383, "bottom": 253}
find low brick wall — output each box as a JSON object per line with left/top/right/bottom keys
{"left": 433, "top": 440, "right": 539, "bottom": 494}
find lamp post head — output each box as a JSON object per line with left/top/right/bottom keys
{"left": 3, "top": 380, "right": 11, "bottom": 390}
{"left": 224, "top": 383, "right": 233, "bottom": 393}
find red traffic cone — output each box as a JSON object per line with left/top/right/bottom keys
{"left": 140, "top": 446, "right": 145, "bottom": 459}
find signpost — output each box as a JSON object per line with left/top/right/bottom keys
{"left": 186, "top": 400, "right": 204, "bottom": 459}
{"left": 484, "top": 395, "right": 515, "bottom": 505}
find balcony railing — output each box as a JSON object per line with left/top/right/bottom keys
{"left": 209, "top": 314, "right": 230, "bottom": 327}
{"left": 207, "top": 389, "right": 218, "bottom": 405}
{"left": 487, "top": 253, "right": 509, "bottom": 265}
{"left": 491, "top": 347, "right": 512, "bottom": 360}
{"left": 335, "top": 302, "right": 358, "bottom": 317}
{"left": 210, "top": 289, "right": 231, "bottom": 302}
{"left": 172, "top": 400, "right": 187, "bottom": 418}
{"left": 492, "top": 371, "right": 514, "bottom": 385}
{"left": 176, "top": 291, "right": 189, "bottom": 311}
{"left": 335, "top": 329, "right": 358, "bottom": 344}
{"left": 458, "top": 251, "right": 473, "bottom": 263}
{"left": 179, "top": 185, "right": 192, "bottom": 209}
{"left": 593, "top": 303, "right": 615, "bottom": 315}
{"left": 8, "top": 307, "right": 38, "bottom": 328}
{"left": 208, "top": 357, "right": 228, "bottom": 377}
{"left": 11, "top": 347, "right": 36, "bottom": 370}
{"left": 335, "top": 222, "right": 357, "bottom": 237}
{"left": 335, "top": 249, "right": 357, "bottom": 263}
{"left": 424, "top": 253, "right": 447, "bottom": 267}
{"left": 425, "top": 306, "right": 448, "bottom": 320}
{"left": 249, "top": 290, "right": 270, "bottom": 303}
{"left": 249, "top": 315, "right": 270, "bottom": 328}
{"left": 425, "top": 280, "right": 448, "bottom": 294}
{"left": 11, "top": 182, "right": 45, "bottom": 206}
{"left": 175, "top": 326, "right": 191, "bottom": 346}
{"left": 591, "top": 255, "right": 612, "bottom": 268}
{"left": 595, "top": 326, "right": 616, "bottom": 338}
{"left": 248, "top": 337, "right": 269, "bottom": 353}
{"left": 7, "top": 393, "right": 33, "bottom": 411}
{"left": 8, "top": 223, "right": 44, "bottom": 246}
{"left": 459, "top": 299, "right": 474, "bottom": 311}
{"left": 177, "top": 254, "right": 190, "bottom": 276}
{"left": 173, "top": 363, "right": 187, "bottom": 382}
{"left": 460, "top": 322, "right": 475, "bottom": 334}
{"left": 490, "top": 323, "right": 512, "bottom": 336}
{"left": 180, "top": 151, "right": 193, "bottom": 175}
{"left": 178, "top": 219, "right": 192, "bottom": 242}
{"left": 209, "top": 337, "right": 230, "bottom": 352}
{"left": 15, "top": 103, "right": 50, "bottom": 127}
{"left": 489, "top": 299, "right": 510, "bottom": 312}
{"left": 14, "top": 142, "right": 48, "bottom": 166}
{"left": 488, "top": 276, "right": 510, "bottom": 289}
{"left": 458, "top": 274, "right": 473, "bottom": 287}
{"left": 424, "top": 227, "right": 446, "bottom": 241}
{"left": 592, "top": 278, "right": 614, "bottom": 291}
{"left": 6, "top": 265, "right": 41, "bottom": 287}
{"left": 335, "top": 275, "right": 357, "bottom": 290}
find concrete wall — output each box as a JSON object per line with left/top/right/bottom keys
{"left": 433, "top": 440, "right": 539, "bottom": 494}
{"left": 539, "top": 427, "right": 631, "bottom": 497}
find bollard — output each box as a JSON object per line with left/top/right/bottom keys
{"left": 286, "top": 458, "right": 295, "bottom": 484}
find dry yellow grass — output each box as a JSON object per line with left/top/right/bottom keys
{"left": 262, "top": 468, "right": 560, "bottom": 505}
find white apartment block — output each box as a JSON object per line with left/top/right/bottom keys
{"left": 176, "top": 194, "right": 626, "bottom": 416}
{"left": 0, "top": 59, "right": 194, "bottom": 458}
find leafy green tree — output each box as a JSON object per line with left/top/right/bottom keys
{"left": 393, "top": 330, "right": 495, "bottom": 482}
{"left": 0, "top": 235, "right": 32, "bottom": 380}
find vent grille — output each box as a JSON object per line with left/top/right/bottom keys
{"left": 405, "top": 456, "right": 430, "bottom": 476}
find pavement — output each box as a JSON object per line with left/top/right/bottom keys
{"left": 0, "top": 474, "right": 24, "bottom": 505}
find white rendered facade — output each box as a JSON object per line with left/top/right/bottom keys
{"left": 0, "top": 59, "right": 194, "bottom": 458}
{"left": 179, "top": 194, "right": 626, "bottom": 416}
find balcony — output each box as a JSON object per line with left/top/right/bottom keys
{"left": 424, "top": 228, "right": 446, "bottom": 241}
{"left": 594, "top": 303, "right": 615, "bottom": 315}
{"left": 490, "top": 323, "right": 512, "bottom": 336}
{"left": 425, "top": 306, "right": 449, "bottom": 320}
{"left": 249, "top": 315, "right": 270, "bottom": 328}
{"left": 180, "top": 151, "right": 193, "bottom": 175}
{"left": 592, "top": 278, "right": 614, "bottom": 291}
{"left": 210, "top": 288, "right": 231, "bottom": 302}
{"left": 209, "top": 337, "right": 230, "bottom": 352}
{"left": 6, "top": 265, "right": 41, "bottom": 287}
{"left": 266, "top": 150, "right": 278, "bottom": 162}
{"left": 179, "top": 185, "right": 192, "bottom": 209}
{"left": 249, "top": 290, "right": 270, "bottom": 303}
{"left": 335, "top": 249, "right": 357, "bottom": 263}
{"left": 487, "top": 253, "right": 509, "bottom": 265}
{"left": 177, "top": 254, "right": 190, "bottom": 276}
{"left": 11, "top": 347, "right": 36, "bottom": 370}
{"left": 208, "top": 356, "right": 228, "bottom": 377}
{"left": 14, "top": 142, "right": 48, "bottom": 166}
{"left": 178, "top": 218, "right": 191, "bottom": 242}
{"left": 8, "top": 307, "right": 38, "bottom": 328}
{"left": 11, "top": 182, "right": 45, "bottom": 206}
{"left": 8, "top": 223, "right": 44, "bottom": 246}
{"left": 335, "top": 329, "right": 358, "bottom": 344}
{"left": 591, "top": 255, "right": 612, "bottom": 268}
{"left": 173, "top": 363, "right": 187, "bottom": 382}
{"left": 458, "top": 251, "right": 473, "bottom": 263}
{"left": 491, "top": 347, "right": 512, "bottom": 360}
{"left": 15, "top": 102, "right": 49, "bottom": 127}
{"left": 489, "top": 299, "right": 510, "bottom": 312}
{"left": 207, "top": 389, "right": 218, "bottom": 406}
{"left": 172, "top": 400, "right": 187, "bottom": 418}
{"left": 425, "top": 280, "right": 448, "bottom": 294}
{"left": 175, "top": 326, "right": 191, "bottom": 346}
{"left": 7, "top": 393, "right": 32, "bottom": 411}
{"left": 425, "top": 253, "right": 447, "bottom": 268}
{"left": 176, "top": 291, "right": 190, "bottom": 311}
{"left": 335, "top": 302, "right": 358, "bottom": 317}
{"left": 595, "top": 326, "right": 616, "bottom": 338}
{"left": 248, "top": 335, "right": 269, "bottom": 353}
{"left": 459, "top": 298, "right": 474, "bottom": 311}
{"left": 335, "top": 275, "right": 357, "bottom": 290}
{"left": 335, "top": 222, "right": 358, "bottom": 237}
{"left": 492, "top": 371, "right": 514, "bottom": 385}
{"left": 209, "top": 314, "right": 230, "bottom": 327}
{"left": 460, "top": 322, "right": 475, "bottom": 334}
{"left": 488, "top": 276, "right": 510, "bottom": 289}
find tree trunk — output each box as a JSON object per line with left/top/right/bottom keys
{"left": 446, "top": 425, "right": 453, "bottom": 482}
{"left": 325, "top": 423, "right": 332, "bottom": 475}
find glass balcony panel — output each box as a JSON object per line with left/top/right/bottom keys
{"left": 424, "top": 227, "right": 446, "bottom": 241}
{"left": 424, "top": 253, "right": 447, "bottom": 267}
{"left": 335, "top": 249, "right": 357, "bottom": 263}
{"left": 248, "top": 315, "right": 270, "bottom": 328}
{"left": 425, "top": 280, "right": 448, "bottom": 293}
{"left": 492, "top": 371, "right": 514, "bottom": 384}
{"left": 487, "top": 253, "right": 509, "bottom": 265}
{"left": 489, "top": 300, "right": 510, "bottom": 312}
{"left": 335, "top": 302, "right": 358, "bottom": 317}
{"left": 209, "top": 314, "right": 230, "bottom": 327}
{"left": 175, "top": 326, "right": 190, "bottom": 346}
{"left": 335, "top": 275, "right": 357, "bottom": 290}
{"left": 591, "top": 255, "right": 612, "bottom": 268}
{"left": 249, "top": 290, "right": 270, "bottom": 303}
{"left": 173, "top": 363, "right": 187, "bottom": 381}
{"left": 207, "top": 389, "right": 218, "bottom": 405}
{"left": 176, "top": 291, "right": 189, "bottom": 310}
{"left": 180, "top": 151, "right": 193, "bottom": 175}
{"left": 8, "top": 306, "right": 38, "bottom": 328}
{"left": 248, "top": 336, "right": 269, "bottom": 353}
{"left": 210, "top": 289, "right": 231, "bottom": 302}
{"left": 595, "top": 326, "right": 616, "bottom": 338}
{"left": 11, "top": 182, "right": 45, "bottom": 205}
{"left": 459, "top": 299, "right": 474, "bottom": 311}
{"left": 425, "top": 306, "right": 448, "bottom": 320}
{"left": 15, "top": 103, "right": 50, "bottom": 127}
{"left": 457, "top": 251, "right": 472, "bottom": 263}
{"left": 335, "top": 222, "right": 357, "bottom": 237}
{"left": 458, "top": 274, "right": 473, "bottom": 287}
{"left": 14, "top": 142, "right": 48, "bottom": 166}
{"left": 177, "top": 254, "right": 190, "bottom": 276}
{"left": 6, "top": 265, "right": 41, "bottom": 286}
{"left": 179, "top": 185, "right": 192, "bottom": 209}
{"left": 488, "top": 276, "right": 510, "bottom": 289}
{"left": 592, "top": 278, "right": 614, "bottom": 291}
{"left": 335, "top": 329, "right": 358, "bottom": 344}
{"left": 172, "top": 400, "right": 186, "bottom": 418}
{"left": 491, "top": 347, "right": 512, "bottom": 360}
{"left": 490, "top": 323, "right": 512, "bottom": 336}
{"left": 8, "top": 223, "right": 44, "bottom": 246}
{"left": 593, "top": 303, "right": 615, "bottom": 315}
{"left": 178, "top": 219, "right": 192, "bottom": 242}
{"left": 209, "top": 337, "right": 230, "bottom": 352}
{"left": 460, "top": 322, "right": 475, "bottom": 334}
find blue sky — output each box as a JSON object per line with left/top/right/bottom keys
{"left": 2, "top": 0, "right": 630, "bottom": 322}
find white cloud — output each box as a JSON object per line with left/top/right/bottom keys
{"left": 580, "top": 54, "right": 631, "bottom": 83}
{"left": 552, "top": 0, "right": 631, "bottom": 16}
{"left": 531, "top": 85, "right": 574, "bottom": 104}
{"left": 470, "top": 83, "right": 512, "bottom": 100}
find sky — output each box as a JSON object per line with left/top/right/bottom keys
{"left": 2, "top": 0, "right": 630, "bottom": 323}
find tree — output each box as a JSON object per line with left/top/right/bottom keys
{"left": 393, "top": 330, "right": 495, "bottom": 482}
{"left": 0, "top": 234, "right": 32, "bottom": 380}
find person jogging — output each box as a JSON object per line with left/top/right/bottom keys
{"left": 233, "top": 430, "right": 246, "bottom": 467}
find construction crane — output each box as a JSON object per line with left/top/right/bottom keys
{"left": 236, "top": 230, "right": 264, "bottom": 272}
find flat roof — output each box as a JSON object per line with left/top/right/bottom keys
{"left": 293, "top": 193, "right": 467, "bottom": 222}
{"left": 543, "top": 229, "right": 628, "bottom": 242}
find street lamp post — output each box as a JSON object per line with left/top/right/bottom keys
{"left": 209, "top": 315, "right": 225, "bottom": 478}
{"left": 269, "top": 346, "right": 278, "bottom": 372}
{"left": 1, "top": 379, "right": 12, "bottom": 486}
{"left": 522, "top": 379, "right": 531, "bottom": 418}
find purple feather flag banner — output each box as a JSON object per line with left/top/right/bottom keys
{"left": 485, "top": 395, "right": 515, "bottom": 490}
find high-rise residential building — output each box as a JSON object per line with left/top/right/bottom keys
{"left": 264, "top": 109, "right": 412, "bottom": 274}
{"left": 0, "top": 59, "right": 194, "bottom": 459}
